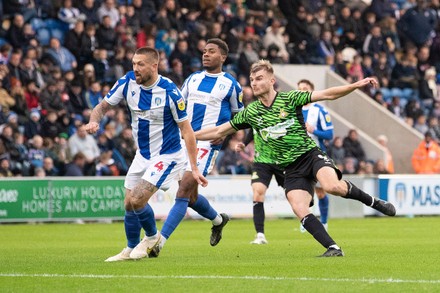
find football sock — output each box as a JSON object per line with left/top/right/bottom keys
{"left": 344, "top": 180, "right": 375, "bottom": 206}
{"left": 253, "top": 201, "right": 265, "bottom": 234}
{"left": 318, "top": 195, "right": 329, "bottom": 224}
{"left": 134, "top": 204, "right": 157, "bottom": 237}
{"left": 124, "top": 210, "right": 142, "bottom": 248}
{"left": 161, "top": 198, "right": 189, "bottom": 239}
{"left": 301, "top": 213, "right": 336, "bottom": 248}
{"left": 189, "top": 194, "right": 218, "bottom": 221}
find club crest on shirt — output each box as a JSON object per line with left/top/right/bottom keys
{"left": 177, "top": 97, "right": 185, "bottom": 110}
{"left": 219, "top": 84, "right": 226, "bottom": 90}
{"left": 279, "top": 108, "right": 287, "bottom": 118}
{"left": 154, "top": 97, "right": 161, "bottom": 106}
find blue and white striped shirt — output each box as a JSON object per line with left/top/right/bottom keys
{"left": 105, "top": 72, "right": 187, "bottom": 159}
{"left": 181, "top": 71, "right": 244, "bottom": 135}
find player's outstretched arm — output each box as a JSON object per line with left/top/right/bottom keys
{"left": 84, "top": 100, "right": 112, "bottom": 134}
{"left": 179, "top": 120, "right": 208, "bottom": 187}
{"left": 195, "top": 122, "right": 236, "bottom": 141}
{"left": 311, "top": 77, "right": 378, "bottom": 103}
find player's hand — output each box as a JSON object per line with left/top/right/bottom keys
{"left": 192, "top": 169, "right": 208, "bottom": 187}
{"left": 305, "top": 122, "right": 314, "bottom": 134}
{"left": 84, "top": 122, "right": 100, "bottom": 134}
{"left": 235, "top": 142, "right": 245, "bottom": 152}
{"left": 356, "top": 77, "right": 379, "bottom": 89}
{"left": 210, "top": 137, "right": 224, "bottom": 145}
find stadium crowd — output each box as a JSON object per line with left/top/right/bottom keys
{"left": 0, "top": 0, "right": 439, "bottom": 177}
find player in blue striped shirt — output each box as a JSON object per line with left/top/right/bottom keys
{"left": 85, "top": 47, "right": 207, "bottom": 262}
{"left": 149, "top": 38, "right": 244, "bottom": 254}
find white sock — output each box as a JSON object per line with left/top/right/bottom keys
{"left": 329, "top": 244, "right": 341, "bottom": 250}
{"left": 159, "top": 236, "right": 167, "bottom": 249}
{"left": 212, "top": 214, "right": 222, "bottom": 226}
{"left": 147, "top": 231, "right": 159, "bottom": 240}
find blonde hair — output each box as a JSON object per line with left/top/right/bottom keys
{"left": 250, "top": 59, "right": 274, "bottom": 75}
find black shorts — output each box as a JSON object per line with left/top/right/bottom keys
{"left": 251, "top": 162, "right": 285, "bottom": 188}
{"left": 284, "top": 147, "right": 342, "bottom": 196}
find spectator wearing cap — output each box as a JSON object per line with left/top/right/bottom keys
{"left": 412, "top": 131, "right": 440, "bottom": 173}
{"left": 24, "top": 109, "right": 42, "bottom": 139}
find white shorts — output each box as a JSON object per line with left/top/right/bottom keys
{"left": 183, "top": 140, "right": 218, "bottom": 176}
{"left": 124, "top": 149, "right": 187, "bottom": 190}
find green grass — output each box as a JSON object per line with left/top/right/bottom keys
{"left": 1, "top": 217, "right": 440, "bottom": 292}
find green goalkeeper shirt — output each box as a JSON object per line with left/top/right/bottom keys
{"left": 230, "top": 90, "right": 318, "bottom": 167}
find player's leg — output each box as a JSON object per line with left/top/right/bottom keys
{"left": 284, "top": 154, "right": 343, "bottom": 257}
{"left": 315, "top": 186, "right": 329, "bottom": 230}
{"left": 286, "top": 188, "right": 343, "bottom": 257}
{"left": 160, "top": 171, "right": 194, "bottom": 245}
{"left": 316, "top": 167, "right": 396, "bottom": 216}
{"left": 130, "top": 150, "right": 186, "bottom": 259}
{"left": 249, "top": 163, "right": 279, "bottom": 244}
{"left": 250, "top": 182, "right": 268, "bottom": 244}
{"left": 105, "top": 152, "right": 153, "bottom": 262}
{"left": 186, "top": 146, "right": 229, "bottom": 246}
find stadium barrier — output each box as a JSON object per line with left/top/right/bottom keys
{"left": 0, "top": 175, "right": 439, "bottom": 223}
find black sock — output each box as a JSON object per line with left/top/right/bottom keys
{"left": 344, "top": 180, "right": 374, "bottom": 206}
{"left": 253, "top": 201, "right": 265, "bottom": 234}
{"left": 301, "top": 213, "right": 335, "bottom": 248}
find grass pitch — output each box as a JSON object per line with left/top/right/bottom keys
{"left": 1, "top": 216, "right": 440, "bottom": 292}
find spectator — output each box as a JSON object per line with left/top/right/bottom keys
{"left": 42, "top": 156, "right": 59, "bottom": 176}
{"left": 0, "top": 79, "right": 15, "bottom": 111}
{"left": 419, "top": 67, "right": 438, "bottom": 109}
{"left": 411, "top": 130, "right": 440, "bottom": 173}
{"left": 57, "top": 0, "right": 87, "bottom": 30}
{"left": 24, "top": 109, "right": 42, "bottom": 139}
{"left": 64, "top": 151, "right": 86, "bottom": 176}
{"left": 27, "top": 134, "right": 46, "bottom": 174}
{"left": 64, "top": 20, "right": 85, "bottom": 64}
{"left": 397, "top": 0, "right": 437, "bottom": 47}
{"left": 374, "top": 158, "right": 390, "bottom": 174}
{"left": 342, "top": 156, "right": 358, "bottom": 174}
{"left": 0, "top": 156, "right": 14, "bottom": 177}
{"left": 96, "top": 15, "right": 118, "bottom": 57}
{"left": 377, "top": 134, "right": 395, "bottom": 173}
{"left": 23, "top": 80, "right": 41, "bottom": 111}
{"left": 262, "top": 18, "right": 289, "bottom": 63}
{"left": 97, "top": 0, "right": 120, "bottom": 29}
{"left": 78, "top": 0, "right": 100, "bottom": 26}
{"left": 343, "top": 129, "right": 366, "bottom": 162}
{"left": 6, "top": 14, "right": 28, "bottom": 50}
{"left": 67, "top": 124, "right": 100, "bottom": 170}
{"left": 427, "top": 116, "right": 440, "bottom": 141}
{"left": 43, "top": 37, "right": 77, "bottom": 73}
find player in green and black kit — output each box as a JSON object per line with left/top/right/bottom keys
{"left": 195, "top": 60, "right": 396, "bottom": 257}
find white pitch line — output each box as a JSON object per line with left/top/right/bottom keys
{"left": 1, "top": 273, "right": 440, "bottom": 284}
